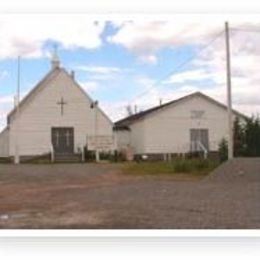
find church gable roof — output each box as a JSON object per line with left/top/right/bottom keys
{"left": 114, "top": 92, "right": 247, "bottom": 129}
{"left": 7, "top": 67, "right": 61, "bottom": 122}
{"left": 7, "top": 66, "right": 113, "bottom": 126}
{"left": 61, "top": 69, "right": 113, "bottom": 126}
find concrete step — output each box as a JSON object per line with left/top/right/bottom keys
{"left": 54, "top": 153, "right": 82, "bottom": 163}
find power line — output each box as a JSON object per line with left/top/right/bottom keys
{"left": 128, "top": 30, "right": 225, "bottom": 104}
{"left": 230, "top": 27, "right": 260, "bottom": 34}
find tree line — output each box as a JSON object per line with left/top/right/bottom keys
{"left": 219, "top": 115, "right": 260, "bottom": 161}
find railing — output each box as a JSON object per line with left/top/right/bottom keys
{"left": 50, "top": 143, "right": 54, "bottom": 162}
{"left": 190, "top": 140, "right": 208, "bottom": 159}
{"left": 81, "top": 145, "right": 85, "bottom": 162}
{"left": 197, "top": 141, "right": 208, "bottom": 159}
{"left": 160, "top": 139, "right": 219, "bottom": 161}
{"left": 77, "top": 145, "right": 85, "bottom": 162}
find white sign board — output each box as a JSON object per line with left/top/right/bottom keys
{"left": 87, "top": 135, "right": 115, "bottom": 151}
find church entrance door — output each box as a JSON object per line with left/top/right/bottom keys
{"left": 51, "top": 127, "right": 74, "bottom": 154}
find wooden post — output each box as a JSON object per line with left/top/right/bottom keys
{"left": 81, "top": 145, "right": 85, "bottom": 162}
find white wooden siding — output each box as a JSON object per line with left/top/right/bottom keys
{"left": 0, "top": 128, "right": 9, "bottom": 157}
{"left": 9, "top": 69, "right": 113, "bottom": 156}
{"left": 116, "top": 121, "right": 145, "bottom": 154}
{"left": 115, "top": 130, "right": 131, "bottom": 151}
{"left": 129, "top": 95, "right": 241, "bottom": 154}
{"left": 129, "top": 120, "right": 146, "bottom": 154}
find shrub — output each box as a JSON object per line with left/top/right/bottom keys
{"left": 173, "top": 159, "right": 218, "bottom": 174}
{"left": 84, "top": 146, "right": 95, "bottom": 161}
{"left": 124, "top": 159, "right": 219, "bottom": 176}
{"left": 218, "top": 138, "right": 228, "bottom": 162}
{"left": 194, "top": 159, "right": 210, "bottom": 170}
{"left": 173, "top": 160, "right": 192, "bottom": 173}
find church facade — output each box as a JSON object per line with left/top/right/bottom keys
{"left": 0, "top": 55, "right": 114, "bottom": 159}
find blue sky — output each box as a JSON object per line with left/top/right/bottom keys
{"left": 0, "top": 16, "right": 260, "bottom": 130}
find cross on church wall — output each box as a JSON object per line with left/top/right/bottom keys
{"left": 57, "top": 97, "right": 67, "bottom": 116}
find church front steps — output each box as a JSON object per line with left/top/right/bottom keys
{"left": 53, "top": 153, "right": 82, "bottom": 163}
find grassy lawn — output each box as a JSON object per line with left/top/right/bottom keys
{"left": 123, "top": 159, "right": 220, "bottom": 177}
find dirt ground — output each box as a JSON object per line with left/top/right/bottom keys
{"left": 0, "top": 160, "right": 259, "bottom": 229}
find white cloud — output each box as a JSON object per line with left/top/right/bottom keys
{"left": 135, "top": 75, "right": 155, "bottom": 87}
{"left": 0, "top": 95, "right": 14, "bottom": 104}
{"left": 0, "top": 14, "right": 105, "bottom": 59}
{"left": 79, "top": 81, "right": 99, "bottom": 93}
{"left": 139, "top": 23, "right": 257, "bottom": 117}
{"left": 109, "top": 19, "right": 260, "bottom": 65}
{"left": 0, "top": 70, "right": 9, "bottom": 80}
{"left": 100, "top": 101, "right": 129, "bottom": 122}
{"left": 164, "top": 69, "right": 213, "bottom": 84}
{"left": 0, "top": 94, "right": 14, "bottom": 131}
{"left": 110, "top": 21, "right": 206, "bottom": 50}
{"left": 190, "top": 28, "right": 260, "bottom": 115}
{"left": 108, "top": 21, "right": 223, "bottom": 63}
{"left": 76, "top": 65, "right": 125, "bottom": 81}
{"left": 76, "top": 65, "right": 121, "bottom": 74}
{"left": 126, "top": 64, "right": 260, "bottom": 118}
{"left": 126, "top": 76, "right": 165, "bottom": 111}
{"left": 139, "top": 54, "right": 157, "bottom": 64}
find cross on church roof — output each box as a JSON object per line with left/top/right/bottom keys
{"left": 57, "top": 97, "right": 67, "bottom": 116}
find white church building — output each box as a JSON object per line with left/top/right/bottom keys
{"left": 0, "top": 54, "right": 114, "bottom": 161}
{"left": 114, "top": 92, "right": 246, "bottom": 160}
{"left": 0, "top": 54, "right": 247, "bottom": 162}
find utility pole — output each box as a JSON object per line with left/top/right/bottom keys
{"left": 14, "top": 56, "right": 21, "bottom": 164}
{"left": 225, "top": 21, "right": 233, "bottom": 160}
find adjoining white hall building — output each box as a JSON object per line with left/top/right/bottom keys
{"left": 0, "top": 54, "right": 114, "bottom": 160}
{"left": 114, "top": 92, "right": 247, "bottom": 160}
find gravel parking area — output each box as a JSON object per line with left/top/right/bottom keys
{"left": 0, "top": 158, "right": 259, "bottom": 229}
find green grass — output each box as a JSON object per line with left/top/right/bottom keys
{"left": 123, "top": 159, "right": 219, "bottom": 176}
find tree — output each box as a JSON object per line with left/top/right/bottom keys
{"left": 233, "top": 116, "right": 245, "bottom": 156}
{"left": 218, "top": 138, "right": 228, "bottom": 162}
{"left": 244, "top": 116, "right": 260, "bottom": 156}
{"left": 219, "top": 115, "right": 260, "bottom": 160}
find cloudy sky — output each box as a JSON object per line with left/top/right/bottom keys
{"left": 0, "top": 14, "right": 260, "bottom": 130}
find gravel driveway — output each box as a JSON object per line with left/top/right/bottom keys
{"left": 0, "top": 158, "right": 259, "bottom": 229}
